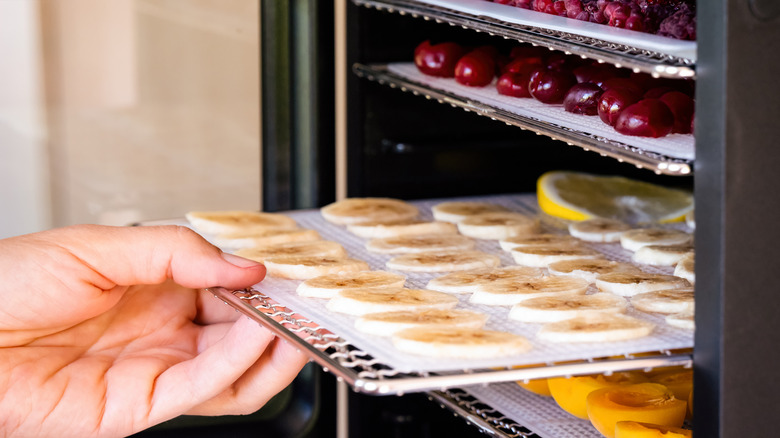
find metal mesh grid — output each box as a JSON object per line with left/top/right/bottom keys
{"left": 352, "top": 0, "right": 696, "bottom": 78}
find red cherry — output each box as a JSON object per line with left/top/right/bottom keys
{"left": 597, "top": 87, "right": 642, "bottom": 126}
{"left": 502, "top": 56, "right": 544, "bottom": 75}
{"left": 601, "top": 77, "right": 646, "bottom": 96}
{"left": 659, "top": 91, "right": 695, "bottom": 134}
{"left": 414, "top": 40, "right": 467, "bottom": 77}
{"left": 455, "top": 50, "right": 496, "bottom": 87}
{"left": 614, "top": 99, "right": 675, "bottom": 138}
{"left": 564, "top": 83, "right": 604, "bottom": 115}
{"left": 496, "top": 72, "right": 534, "bottom": 98}
{"left": 573, "top": 64, "right": 624, "bottom": 88}
{"left": 528, "top": 67, "right": 577, "bottom": 104}
{"left": 644, "top": 86, "right": 676, "bottom": 99}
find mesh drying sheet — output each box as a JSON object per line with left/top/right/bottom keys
{"left": 464, "top": 382, "right": 604, "bottom": 438}
{"left": 411, "top": 0, "right": 696, "bottom": 60}
{"left": 386, "top": 63, "right": 695, "bottom": 161}
{"left": 199, "top": 194, "right": 693, "bottom": 374}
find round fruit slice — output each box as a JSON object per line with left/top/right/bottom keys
{"left": 595, "top": 272, "right": 691, "bottom": 297}
{"left": 426, "top": 265, "right": 544, "bottom": 294}
{"left": 537, "top": 171, "right": 693, "bottom": 224}
{"left": 296, "top": 270, "right": 407, "bottom": 298}
{"left": 347, "top": 219, "right": 457, "bottom": 239}
{"left": 320, "top": 197, "right": 418, "bottom": 225}
{"left": 508, "top": 293, "right": 627, "bottom": 323}
{"left": 186, "top": 210, "right": 298, "bottom": 235}
{"left": 234, "top": 240, "right": 347, "bottom": 263}
{"left": 391, "top": 327, "right": 532, "bottom": 358}
{"left": 630, "top": 289, "right": 695, "bottom": 314}
{"left": 632, "top": 244, "right": 694, "bottom": 266}
{"left": 212, "top": 228, "right": 321, "bottom": 250}
{"left": 432, "top": 201, "right": 510, "bottom": 223}
{"left": 326, "top": 288, "right": 459, "bottom": 316}
{"left": 666, "top": 311, "right": 695, "bottom": 331}
{"left": 547, "top": 258, "right": 641, "bottom": 283}
{"left": 511, "top": 244, "right": 602, "bottom": 268}
{"left": 548, "top": 371, "right": 648, "bottom": 419}
{"left": 673, "top": 253, "right": 695, "bottom": 285}
{"left": 499, "top": 234, "right": 580, "bottom": 252}
{"left": 620, "top": 229, "right": 692, "bottom": 252}
{"left": 354, "top": 308, "right": 488, "bottom": 336}
{"left": 366, "top": 234, "right": 475, "bottom": 254}
{"left": 263, "top": 256, "right": 369, "bottom": 280}
{"left": 386, "top": 250, "right": 501, "bottom": 273}
{"left": 469, "top": 276, "right": 590, "bottom": 306}
{"left": 457, "top": 212, "right": 541, "bottom": 240}
{"left": 568, "top": 218, "right": 632, "bottom": 243}
{"left": 536, "top": 313, "right": 655, "bottom": 343}
{"left": 586, "top": 383, "right": 687, "bottom": 438}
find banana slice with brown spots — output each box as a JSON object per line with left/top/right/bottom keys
{"left": 326, "top": 288, "right": 459, "bottom": 316}
{"left": 321, "top": 197, "right": 419, "bottom": 225}
{"left": 537, "top": 313, "right": 655, "bottom": 343}
{"left": 296, "top": 271, "right": 407, "bottom": 298}
{"left": 508, "top": 293, "right": 628, "bottom": 323}
{"left": 426, "top": 265, "right": 544, "bottom": 294}
{"left": 354, "top": 309, "right": 488, "bottom": 336}
{"left": 392, "top": 327, "right": 532, "bottom": 358}
{"left": 386, "top": 250, "right": 501, "bottom": 273}
{"left": 469, "top": 276, "right": 590, "bottom": 306}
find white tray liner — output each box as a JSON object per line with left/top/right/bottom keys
{"left": 411, "top": 0, "right": 697, "bottom": 60}
{"left": 464, "top": 382, "right": 604, "bottom": 438}
{"left": 224, "top": 194, "right": 693, "bottom": 374}
{"left": 386, "top": 63, "right": 695, "bottom": 161}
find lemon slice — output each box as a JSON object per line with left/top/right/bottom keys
{"left": 537, "top": 171, "right": 693, "bottom": 224}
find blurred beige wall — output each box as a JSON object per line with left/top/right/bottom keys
{"left": 40, "top": 0, "right": 261, "bottom": 227}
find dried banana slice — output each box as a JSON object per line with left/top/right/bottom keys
{"left": 537, "top": 313, "right": 655, "bottom": 343}
{"left": 508, "top": 293, "right": 627, "bottom": 323}
{"left": 234, "top": 240, "right": 347, "bottom": 263}
{"left": 457, "top": 212, "right": 541, "bottom": 240}
{"left": 630, "top": 288, "right": 695, "bottom": 314}
{"left": 511, "top": 244, "right": 602, "bottom": 268}
{"left": 674, "top": 253, "right": 695, "bottom": 285}
{"left": 366, "top": 234, "right": 475, "bottom": 254}
{"left": 499, "top": 234, "right": 580, "bottom": 252}
{"left": 386, "top": 250, "right": 501, "bottom": 273}
{"left": 392, "top": 327, "right": 532, "bottom": 358}
{"left": 470, "top": 276, "right": 590, "bottom": 306}
{"left": 212, "top": 228, "right": 321, "bottom": 250}
{"left": 620, "top": 228, "right": 692, "bottom": 252}
{"left": 354, "top": 308, "right": 488, "bottom": 336}
{"left": 547, "top": 258, "right": 641, "bottom": 283}
{"left": 347, "top": 219, "right": 457, "bottom": 239}
{"left": 186, "top": 210, "right": 298, "bottom": 235}
{"left": 320, "top": 197, "right": 418, "bottom": 225}
{"left": 595, "top": 272, "right": 691, "bottom": 297}
{"left": 296, "top": 271, "right": 406, "bottom": 299}
{"left": 263, "top": 256, "right": 369, "bottom": 280}
{"left": 426, "top": 265, "right": 544, "bottom": 294}
{"left": 431, "top": 201, "right": 510, "bottom": 223}
{"left": 568, "top": 218, "right": 632, "bottom": 243}
{"left": 666, "top": 311, "right": 695, "bottom": 330}
{"left": 326, "top": 288, "right": 459, "bottom": 316}
{"left": 632, "top": 243, "right": 694, "bottom": 266}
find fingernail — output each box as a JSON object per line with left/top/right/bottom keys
{"left": 221, "top": 252, "right": 263, "bottom": 268}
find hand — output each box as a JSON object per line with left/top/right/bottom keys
{"left": 0, "top": 225, "right": 308, "bottom": 437}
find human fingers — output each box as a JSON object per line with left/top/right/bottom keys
{"left": 185, "top": 335, "right": 309, "bottom": 416}
{"left": 55, "top": 224, "right": 267, "bottom": 290}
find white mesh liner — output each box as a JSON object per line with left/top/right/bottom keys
{"left": 464, "top": 382, "right": 604, "bottom": 438}
{"left": 386, "top": 63, "right": 695, "bottom": 161}
{"left": 200, "top": 194, "right": 693, "bottom": 374}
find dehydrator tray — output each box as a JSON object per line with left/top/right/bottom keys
{"left": 354, "top": 63, "right": 694, "bottom": 176}
{"left": 174, "top": 194, "right": 695, "bottom": 395}
{"left": 431, "top": 383, "right": 605, "bottom": 437}
{"left": 352, "top": 0, "right": 696, "bottom": 78}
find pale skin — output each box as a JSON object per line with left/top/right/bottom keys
{"left": 0, "top": 224, "right": 308, "bottom": 437}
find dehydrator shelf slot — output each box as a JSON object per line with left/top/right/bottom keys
{"left": 352, "top": 0, "right": 696, "bottom": 79}
{"left": 354, "top": 63, "right": 693, "bottom": 176}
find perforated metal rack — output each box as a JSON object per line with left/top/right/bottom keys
{"left": 352, "top": 0, "right": 695, "bottom": 79}
{"left": 353, "top": 63, "right": 693, "bottom": 175}
{"left": 210, "top": 286, "right": 692, "bottom": 396}
{"left": 428, "top": 389, "right": 541, "bottom": 437}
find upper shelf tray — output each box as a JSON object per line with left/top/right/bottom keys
{"left": 354, "top": 62, "right": 694, "bottom": 176}
{"left": 352, "top": 0, "right": 696, "bottom": 79}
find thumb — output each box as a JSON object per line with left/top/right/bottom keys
{"left": 62, "top": 224, "right": 266, "bottom": 290}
